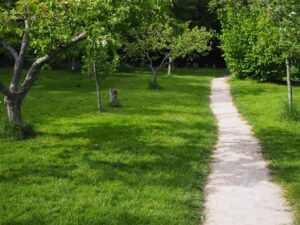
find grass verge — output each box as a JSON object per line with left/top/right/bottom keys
{"left": 230, "top": 79, "right": 300, "bottom": 224}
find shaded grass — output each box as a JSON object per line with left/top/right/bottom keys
{"left": 0, "top": 68, "right": 226, "bottom": 225}
{"left": 230, "top": 79, "right": 300, "bottom": 224}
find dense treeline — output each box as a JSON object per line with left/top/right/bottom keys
{"left": 172, "top": 0, "right": 225, "bottom": 68}
{"left": 212, "top": 0, "right": 300, "bottom": 82}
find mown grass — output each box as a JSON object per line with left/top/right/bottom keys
{"left": 0, "top": 68, "right": 226, "bottom": 225}
{"left": 230, "top": 79, "right": 300, "bottom": 224}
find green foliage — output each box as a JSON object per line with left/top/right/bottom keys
{"left": 127, "top": 20, "right": 212, "bottom": 65}
{"left": 82, "top": 40, "right": 119, "bottom": 81}
{"left": 291, "top": 64, "right": 300, "bottom": 80}
{"left": 0, "top": 68, "right": 227, "bottom": 225}
{"left": 125, "top": 18, "right": 212, "bottom": 88}
{"left": 212, "top": 0, "right": 300, "bottom": 81}
{"left": 174, "top": 26, "right": 213, "bottom": 59}
{"left": 213, "top": 2, "right": 284, "bottom": 81}
{"left": 0, "top": 0, "right": 169, "bottom": 58}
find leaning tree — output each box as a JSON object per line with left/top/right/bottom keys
{"left": 0, "top": 0, "right": 171, "bottom": 135}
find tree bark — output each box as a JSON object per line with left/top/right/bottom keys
{"left": 4, "top": 95, "right": 23, "bottom": 125}
{"left": 0, "top": 32, "right": 87, "bottom": 128}
{"left": 20, "top": 32, "right": 87, "bottom": 97}
{"left": 168, "top": 57, "right": 172, "bottom": 76}
{"left": 286, "top": 59, "right": 293, "bottom": 107}
{"left": 152, "top": 71, "right": 158, "bottom": 84}
{"left": 93, "top": 61, "right": 102, "bottom": 112}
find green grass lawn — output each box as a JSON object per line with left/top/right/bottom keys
{"left": 0, "top": 68, "right": 226, "bottom": 225}
{"left": 230, "top": 79, "right": 300, "bottom": 224}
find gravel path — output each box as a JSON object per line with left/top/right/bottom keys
{"left": 204, "top": 77, "right": 294, "bottom": 225}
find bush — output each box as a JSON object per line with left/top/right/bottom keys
{"left": 0, "top": 121, "right": 35, "bottom": 140}
{"left": 291, "top": 65, "right": 300, "bottom": 80}
{"left": 279, "top": 101, "right": 300, "bottom": 122}
{"left": 217, "top": 3, "right": 285, "bottom": 82}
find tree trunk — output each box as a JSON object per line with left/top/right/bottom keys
{"left": 93, "top": 61, "right": 101, "bottom": 112}
{"left": 168, "top": 57, "right": 172, "bottom": 76}
{"left": 286, "top": 59, "right": 293, "bottom": 107}
{"left": 4, "top": 96, "right": 23, "bottom": 125}
{"left": 71, "top": 57, "right": 76, "bottom": 72}
{"left": 152, "top": 71, "right": 157, "bottom": 84}
{"left": 149, "top": 71, "right": 160, "bottom": 89}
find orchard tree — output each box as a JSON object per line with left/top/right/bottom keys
{"left": 127, "top": 20, "right": 212, "bottom": 89}
{"left": 82, "top": 38, "right": 119, "bottom": 112}
{"left": 258, "top": 0, "right": 300, "bottom": 107}
{"left": 210, "top": 0, "right": 286, "bottom": 81}
{"left": 0, "top": 0, "right": 171, "bottom": 137}
{"left": 212, "top": 0, "right": 300, "bottom": 107}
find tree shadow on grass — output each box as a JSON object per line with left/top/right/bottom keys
{"left": 1, "top": 119, "right": 214, "bottom": 189}
{"left": 256, "top": 127, "right": 300, "bottom": 184}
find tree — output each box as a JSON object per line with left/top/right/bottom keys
{"left": 0, "top": 0, "right": 171, "bottom": 136}
{"left": 258, "top": 0, "right": 300, "bottom": 107}
{"left": 126, "top": 20, "right": 212, "bottom": 89}
{"left": 212, "top": 0, "right": 300, "bottom": 106}
{"left": 82, "top": 39, "right": 119, "bottom": 112}
{"left": 211, "top": 0, "right": 286, "bottom": 82}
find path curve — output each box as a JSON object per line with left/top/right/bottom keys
{"left": 204, "top": 77, "right": 293, "bottom": 225}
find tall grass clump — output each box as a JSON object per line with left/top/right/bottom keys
{"left": 279, "top": 101, "right": 300, "bottom": 122}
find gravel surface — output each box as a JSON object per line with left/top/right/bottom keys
{"left": 204, "top": 77, "right": 294, "bottom": 225}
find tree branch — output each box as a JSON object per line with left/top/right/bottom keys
{"left": 157, "top": 53, "right": 171, "bottom": 72}
{"left": 146, "top": 51, "right": 155, "bottom": 73}
{"left": 19, "top": 19, "right": 29, "bottom": 59}
{"left": 10, "top": 19, "right": 29, "bottom": 92}
{"left": 0, "top": 40, "right": 18, "bottom": 61}
{"left": 19, "top": 32, "right": 87, "bottom": 97}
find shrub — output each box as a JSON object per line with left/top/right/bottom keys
{"left": 217, "top": 3, "right": 285, "bottom": 82}
{"left": 291, "top": 65, "right": 300, "bottom": 80}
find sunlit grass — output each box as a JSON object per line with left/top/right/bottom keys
{"left": 230, "top": 79, "right": 300, "bottom": 224}
{"left": 0, "top": 68, "right": 226, "bottom": 225}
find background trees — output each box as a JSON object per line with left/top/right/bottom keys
{"left": 0, "top": 0, "right": 171, "bottom": 136}
{"left": 212, "top": 0, "right": 300, "bottom": 112}
{"left": 126, "top": 20, "right": 212, "bottom": 89}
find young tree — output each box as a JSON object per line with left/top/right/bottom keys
{"left": 0, "top": 0, "right": 171, "bottom": 135}
{"left": 127, "top": 21, "right": 212, "bottom": 89}
{"left": 82, "top": 39, "right": 119, "bottom": 112}
{"left": 258, "top": 0, "right": 300, "bottom": 107}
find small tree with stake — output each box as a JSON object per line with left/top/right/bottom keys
{"left": 259, "top": 0, "right": 300, "bottom": 109}
{"left": 126, "top": 20, "right": 212, "bottom": 89}
{"left": 82, "top": 38, "right": 119, "bottom": 112}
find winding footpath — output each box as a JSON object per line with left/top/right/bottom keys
{"left": 204, "top": 77, "right": 294, "bottom": 225}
